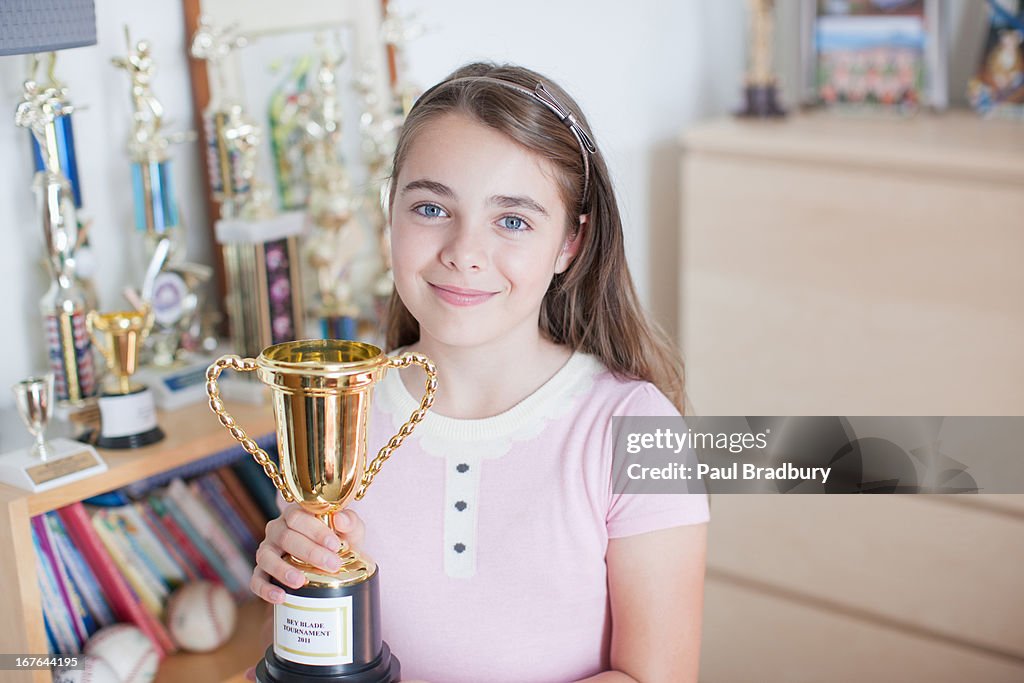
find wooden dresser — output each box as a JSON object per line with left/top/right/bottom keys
{"left": 678, "top": 112, "right": 1024, "bottom": 682}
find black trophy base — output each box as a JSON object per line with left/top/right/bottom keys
{"left": 256, "top": 569, "right": 398, "bottom": 683}
{"left": 736, "top": 84, "right": 786, "bottom": 118}
{"left": 256, "top": 643, "right": 399, "bottom": 683}
{"left": 95, "top": 425, "right": 165, "bottom": 449}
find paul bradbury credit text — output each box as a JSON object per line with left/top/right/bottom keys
{"left": 611, "top": 416, "right": 1024, "bottom": 494}
{"left": 626, "top": 462, "right": 832, "bottom": 484}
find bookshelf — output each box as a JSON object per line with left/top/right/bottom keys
{"left": 0, "top": 400, "right": 276, "bottom": 683}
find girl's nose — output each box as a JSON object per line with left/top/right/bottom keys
{"left": 439, "top": 222, "right": 487, "bottom": 272}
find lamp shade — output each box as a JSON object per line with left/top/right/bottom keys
{"left": 0, "top": 0, "right": 96, "bottom": 56}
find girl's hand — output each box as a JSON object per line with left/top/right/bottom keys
{"left": 251, "top": 504, "right": 366, "bottom": 604}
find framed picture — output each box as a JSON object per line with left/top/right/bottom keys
{"left": 798, "top": 0, "right": 947, "bottom": 111}
{"left": 967, "top": 0, "right": 1024, "bottom": 119}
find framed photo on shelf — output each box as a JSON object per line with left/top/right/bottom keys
{"left": 798, "top": 0, "right": 948, "bottom": 111}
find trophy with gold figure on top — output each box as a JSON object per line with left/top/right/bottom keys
{"left": 15, "top": 54, "right": 98, "bottom": 406}
{"left": 113, "top": 28, "right": 213, "bottom": 409}
{"left": 191, "top": 18, "right": 305, "bottom": 387}
{"left": 298, "top": 37, "right": 365, "bottom": 341}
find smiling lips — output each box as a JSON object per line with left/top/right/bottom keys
{"left": 429, "top": 283, "right": 499, "bottom": 307}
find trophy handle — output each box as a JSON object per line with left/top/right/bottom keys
{"left": 85, "top": 311, "right": 116, "bottom": 370}
{"left": 355, "top": 352, "right": 438, "bottom": 501}
{"left": 206, "top": 354, "right": 296, "bottom": 503}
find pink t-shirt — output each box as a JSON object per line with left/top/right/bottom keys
{"left": 352, "top": 352, "right": 709, "bottom": 683}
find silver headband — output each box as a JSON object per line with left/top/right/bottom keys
{"left": 429, "top": 76, "right": 597, "bottom": 204}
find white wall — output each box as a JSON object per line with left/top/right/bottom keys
{"left": 0, "top": 0, "right": 751, "bottom": 411}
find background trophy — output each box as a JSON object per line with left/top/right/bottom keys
{"left": 87, "top": 306, "right": 165, "bottom": 449}
{"left": 193, "top": 19, "right": 305, "bottom": 390}
{"left": 0, "top": 374, "right": 106, "bottom": 492}
{"left": 112, "top": 29, "right": 214, "bottom": 409}
{"left": 737, "top": 0, "right": 786, "bottom": 117}
{"left": 15, "top": 53, "right": 99, "bottom": 405}
{"left": 206, "top": 339, "right": 437, "bottom": 683}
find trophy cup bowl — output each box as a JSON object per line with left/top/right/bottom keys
{"left": 87, "top": 307, "right": 165, "bottom": 449}
{"left": 206, "top": 339, "right": 437, "bottom": 683}
{"left": 13, "top": 374, "right": 55, "bottom": 460}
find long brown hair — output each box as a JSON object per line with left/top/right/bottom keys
{"left": 384, "top": 63, "right": 686, "bottom": 413}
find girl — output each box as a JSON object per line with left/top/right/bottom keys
{"left": 251, "top": 62, "right": 709, "bottom": 683}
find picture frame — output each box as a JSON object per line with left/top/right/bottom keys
{"left": 967, "top": 0, "right": 1024, "bottom": 118}
{"left": 798, "top": 0, "right": 948, "bottom": 111}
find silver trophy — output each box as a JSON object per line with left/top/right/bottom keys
{"left": 0, "top": 374, "right": 105, "bottom": 492}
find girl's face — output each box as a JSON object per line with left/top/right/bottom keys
{"left": 390, "top": 112, "right": 579, "bottom": 350}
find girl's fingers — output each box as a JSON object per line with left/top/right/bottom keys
{"left": 332, "top": 509, "right": 366, "bottom": 546}
{"left": 281, "top": 503, "right": 344, "bottom": 552}
{"left": 249, "top": 566, "right": 285, "bottom": 604}
{"left": 255, "top": 542, "right": 308, "bottom": 590}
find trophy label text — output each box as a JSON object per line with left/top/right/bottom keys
{"left": 97, "top": 391, "right": 159, "bottom": 437}
{"left": 27, "top": 450, "right": 100, "bottom": 485}
{"left": 274, "top": 594, "right": 353, "bottom": 666}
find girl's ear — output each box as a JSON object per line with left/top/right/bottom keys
{"left": 555, "top": 214, "right": 588, "bottom": 274}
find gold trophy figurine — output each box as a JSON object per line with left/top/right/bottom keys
{"left": 207, "top": 339, "right": 437, "bottom": 683}
{"left": 87, "top": 306, "right": 165, "bottom": 448}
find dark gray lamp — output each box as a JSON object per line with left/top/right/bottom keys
{"left": 0, "top": 0, "right": 96, "bottom": 56}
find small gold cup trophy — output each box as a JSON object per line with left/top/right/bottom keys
{"left": 86, "top": 307, "right": 165, "bottom": 448}
{"left": 206, "top": 340, "right": 437, "bottom": 683}
{"left": 0, "top": 374, "right": 106, "bottom": 492}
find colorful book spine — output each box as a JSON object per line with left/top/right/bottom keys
{"left": 193, "top": 474, "right": 259, "bottom": 555}
{"left": 231, "top": 450, "right": 282, "bottom": 520}
{"left": 148, "top": 495, "right": 221, "bottom": 583}
{"left": 58, "top": 502, "right": 175, "bottom": 657}
{"left": 166, "top": 479, "right": 253, "bottom": 597}
{"left": 44, "top": 513, "right": 103, "bottom": 636}
{"left": 32, "top": 515, "right": 88, "bottom": 648}
{"left": 118, "top": 504, "right": 188, "bottom": 589}
{"left": 136, "top": 502, "right": 201, "bottom": 583}
{"left": 215, "top": 465, "right": 270, "bottom": 540}
{"left": 90, "top": 512, "right": 166, "bottom": 618}
{"left": 159, "top": 490, "right": 245, "bottom": 597}
{"left": 49, "top": 515, "right": 116, "bottom": 630}
{"left": 31, "top": 521, "right": 79, "bottom": 654}
{"left": 105, "top": 509, "right": 175, "bottom": 596}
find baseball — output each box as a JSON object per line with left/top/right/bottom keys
{"left": 52, "top": 656, "right": 120, "bottom": 683}
{"left": 84, "top": 624, "right": 159, "bottom": 683}
{"left": 166, "top": 580, "right": 237, "bottom": 652}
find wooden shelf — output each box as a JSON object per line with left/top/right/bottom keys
{"left": 680, "top": 110, "right": 1024, "bottom": 186}
{"left": 0, "top": 400, "right": 277, "bottom": 517}
{"left": 155, "top": 599, "right": 272, "bottom": 683}
{"left": 0, "top": 397, "right": 277, "bottom": 683}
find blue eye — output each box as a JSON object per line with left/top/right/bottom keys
{"left": 414, "top": 203, "right": 448, "bottom": 218}
{"left": 498, "top": 215, "right": 530, "bottom": 231}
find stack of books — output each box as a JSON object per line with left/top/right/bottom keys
{"left": 31, "top": 451, "right": 280, "bottom": 657}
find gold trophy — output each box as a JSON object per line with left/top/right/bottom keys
{"left": 86, "top": 306, "right": 165, "bottom": 448}
{"left": 206, "top": 339, "right": 437, "bottom": 683}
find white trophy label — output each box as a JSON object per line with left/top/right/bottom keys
{"left": 274, "top": 594, "right": 353, "bottom": 666}
{"left": 98, "top": 390, "right": 159, "bottom": 438}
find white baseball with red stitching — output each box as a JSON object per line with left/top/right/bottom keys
{"left": 166, "top": 580, "right": 238, "bottom": 652}
{"left": 84, "top": 624, "right": 159, "bottom": 683}
{"left": 52, "top": 656, "right": 120, "bottom": 683}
